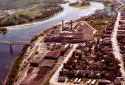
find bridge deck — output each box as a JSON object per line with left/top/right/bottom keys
{"left": 0, "top": 41, "right": 30, "bottom": 45}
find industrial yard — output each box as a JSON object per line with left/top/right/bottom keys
{"left": 15, "top": 19, "right": 97, "bottom": 85}
{"left": 49, "top": 12, "right": 125, "bottom": 85}
{"left": 8, "top": 10, "right": 125, "bottom": 85}
{"left": 4, "top": 0, "right": 125, "bottom": 85}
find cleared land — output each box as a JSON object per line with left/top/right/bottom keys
{"left": 84, "top": 13, "right": 115, "bottom": 38}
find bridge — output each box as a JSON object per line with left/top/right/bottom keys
{"left": 0, "top": 41, "right": 30, "bottom": 45}
{"left": 0, "top": 40, "right": 30, "bottom": 54}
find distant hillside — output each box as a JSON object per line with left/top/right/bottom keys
{"left": 0, "top": 0, "right": 64, "bottom": 10}
{"left": 0, "top": 0, "right": 64, "bottom": 27}
{"left": 0, "top": 0, "right": 37, "bottom": 10}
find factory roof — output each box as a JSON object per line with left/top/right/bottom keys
{"left": 45, "top": 50, "right": 61, "bottom": 60}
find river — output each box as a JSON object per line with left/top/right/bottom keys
{"left": 0, "top": 0, "right": 104, "bottom": 84}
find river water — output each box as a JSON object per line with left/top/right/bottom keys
{"left": 0, "top": 0, "right": 104, "bottom": 84}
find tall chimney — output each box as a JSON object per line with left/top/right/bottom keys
{"left": 62, "top": 20, "right": 64, "bottom": 30}
{"left": 71, "top": 20, "right": 73, "bottom": 29}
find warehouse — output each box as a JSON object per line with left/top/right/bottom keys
{"left": 39, "top": 59, "right": 56, "bottom": 68}
{"left": 44, "top": 50, "right": 61, "bottom": 60}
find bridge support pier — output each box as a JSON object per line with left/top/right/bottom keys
{"left": 9, "top": 44, "right": 13, "bottom": 54}
{"left": 0, "top": 40, "right": 30, "bottom": 54}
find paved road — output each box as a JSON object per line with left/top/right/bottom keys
{"left": 49, "top": 44, "right": 78, "bottom": 85}
{"left": 111, "top": 11, "right": 125, "bottom": 78}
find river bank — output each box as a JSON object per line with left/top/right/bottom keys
{"left": 0, "top": 27, "right": 7, "bottom": 34}
{"left": 69, "top": 1, "right": 90, "bottom": 8}
{"left": 88, "top": 0, "right": 118, "bottom": 9}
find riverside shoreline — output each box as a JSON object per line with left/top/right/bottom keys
{"left": 0, "top": 6, "right": 63, "bottom": 27}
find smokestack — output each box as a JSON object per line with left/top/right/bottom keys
{"left": 71, "top": 20, "right": 73, "bottom": 29}
{"left": 62, "top": 20, "right": 64, "bottom": 30}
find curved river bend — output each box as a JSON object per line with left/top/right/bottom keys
{"left": 0, "top": 0, "right": 104, "bottom": 84}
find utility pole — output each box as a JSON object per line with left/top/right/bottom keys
{"left": 62, "top": 20, "right": 64, "bottom": 30}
